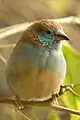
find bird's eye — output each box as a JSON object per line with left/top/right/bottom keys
{"left": 46, "top": 30, "right": 52, "bottom": 35}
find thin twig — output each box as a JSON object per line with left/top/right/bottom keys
{"left": 0, "top": 16, "right": 80, "bottom": 40}
{"left": 0, "top": 44, "right": 15, "bottom": 48}
{"left": 0, "top": 22, "right": 31, "bottom": 40}
{"left": 0, "top": 98, "right": 80, "bottom": 116}
{"left": 54, "top": 16, "right": 80, "bottom": 24}
{"left": 0, "top": 44, "right": 15, "bottom": 64}
{"left": 9, "top": 105, "right": 32, "bottom": 120}
{"left": 0, "top": 53, "right": 7, "bottom": 64}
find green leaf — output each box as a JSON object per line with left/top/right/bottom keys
{"left": 62, "top": 41, "right": 80, "bottom": 95}
{"left": 61, "top": 41, "right": 80, "bottom": 120}
{"left": 48, "top": 112, "right": 60, "bottom": 120}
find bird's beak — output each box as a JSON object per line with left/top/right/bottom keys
{"left": 56, "top": 30, "right": 70, "bottom": 41}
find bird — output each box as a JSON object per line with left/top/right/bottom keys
{"left": 6, "top": 19, "right": 70, "bottom": 104}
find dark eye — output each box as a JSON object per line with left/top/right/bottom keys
{"left": 46, "top": 30, "right": 52, "bottom": 35}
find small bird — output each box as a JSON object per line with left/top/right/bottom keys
{"left": 6, "top": 19, "right": 70, "bottom": 103}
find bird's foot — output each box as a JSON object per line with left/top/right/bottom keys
{"left": 59, "top": 84, "right": 73, "bottom": 95}
{"left": 41, "top": 84, "right": 75, "bottom": 105}
{"left": 57, "top": 84, "right": 79, "bottom": 97}
{"left": 46, "top": 84, "right": 74, "bottom": 105}
{"left": 15, "top": 95, "right": 24, "bottom": 110}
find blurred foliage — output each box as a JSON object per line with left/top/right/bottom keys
{"left": 62, "top": 41, "right": 80, "bottom": 120}
{"left": 48, "top": 112, "right": 60, "bottom": 120}
{"left": 0, "top": 0, "right": 80, "bottom": 120}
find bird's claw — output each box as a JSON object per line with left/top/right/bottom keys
{"left": 15, "top": 95, "right": 24, "bottom": 110}
{"left": 56, "top": 84, "right": 80, "bottom": 97}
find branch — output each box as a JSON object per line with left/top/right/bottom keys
{"left": 0, "top": 22, "right": 31, "bottom": 40}
{"left": 0, "top": 98, "right": 80, "bottom": 116}
{"left": 9, "top": 105, "right": 32, "bottom": 120}
{"left": 54, "top": 16, "right": 80, "bottom": 24}
{"left": 0, "top": 53, "right": 7, "bottom": 64}
{"left": 0, "top": 44, "right": 15, "bottom": 48}
{"left": 0, "top": 16, "right": 80, "bottom": 40}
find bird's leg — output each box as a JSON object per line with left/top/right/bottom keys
{"left": 14, "top": 95, "right": 24, "bottom": 110}
{"left": 44, "top": 84, "right": 74, "bottom": 105}
{"left": 47, "top": 84, "right": 74, "bottom": 105}
{"left": 51, "top": 93, "right": 58, "bottom": 105}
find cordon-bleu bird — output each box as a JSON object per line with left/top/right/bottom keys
{"left": 6, "top": 19, "right": 70, "bottom": 104}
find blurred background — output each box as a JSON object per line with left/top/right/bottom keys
{"left": 0, "top": 0, "right": 80, "bottom": 120}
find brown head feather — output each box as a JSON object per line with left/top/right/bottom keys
{"left": 19, "top": 19, "right": 63, "bottom": 46}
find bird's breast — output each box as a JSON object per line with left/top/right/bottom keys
{"left": 6, "top": 44, "right": 66, "bottom": 100}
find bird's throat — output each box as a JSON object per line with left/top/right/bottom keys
{"left": 13, "top": 43, "right": 64, "bottom": 72}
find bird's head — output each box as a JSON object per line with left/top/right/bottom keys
{"left": 20, "top": 19, "right": 70, "bottom": 50}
